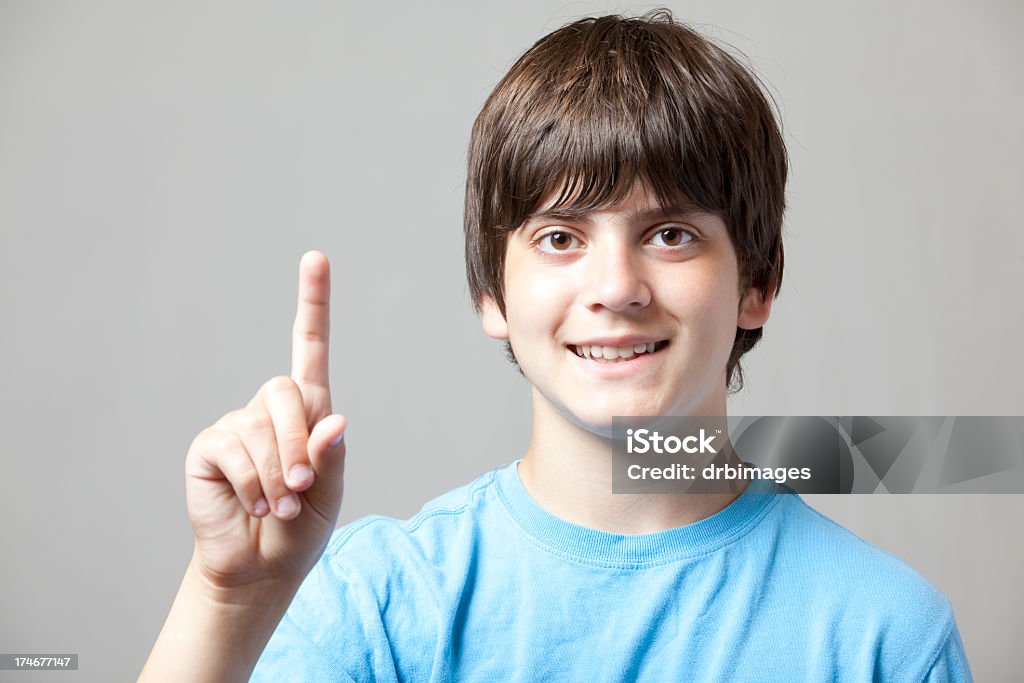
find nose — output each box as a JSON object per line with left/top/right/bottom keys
{"left": 582, "top": 241, "right": 652, "bottom": 312}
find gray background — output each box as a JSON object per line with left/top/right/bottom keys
{"left": 1, "top": 1, "right": 1021, "bottom": 680}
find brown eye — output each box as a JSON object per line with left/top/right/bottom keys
{"left": 536, "top": 231, "right": 580, "bottom": 253}
{"left": 550, "top": 232, "right": 571, "bottom": 250}
{"left": 651, "top": 228, "right": 693, "bottom": 247}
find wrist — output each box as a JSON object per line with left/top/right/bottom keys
{"left": 186, "top": 550, "right": 302, "bottom": 611}
{"left": 139, "top": 556, "right": 302, "bottom": 682}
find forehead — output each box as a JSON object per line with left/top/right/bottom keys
{"left": 524, "top": 181, "right": 713, "bottom": 226}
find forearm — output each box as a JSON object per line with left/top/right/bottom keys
{"left": 138, "top": 556, "right": 299, "bottom": 683}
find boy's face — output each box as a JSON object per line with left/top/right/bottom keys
{"left": 481, "top": 181, "right": 772, "bottom": 435}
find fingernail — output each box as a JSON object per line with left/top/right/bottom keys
{"left": 253, "top": 497, "right": 269, "bottom": 517}
{"left": 276, "top": 494, "right": 299, "bottom": 518}
{"left": 330, "top": 431, "right": 345, "bottom": 447}
{"left": 287, "top": 464, "right": 313, "bottom": 488}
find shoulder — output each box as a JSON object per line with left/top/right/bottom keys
{"left": 773, "top": 493, "right": 948, "bottom": 601}
{"left": 763, "top": 491, "right": 961, "bottom": 676}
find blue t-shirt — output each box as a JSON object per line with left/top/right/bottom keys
{"left": 252, "top": 461, "right": 972, "bottom": 681}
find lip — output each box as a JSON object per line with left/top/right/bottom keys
{"left": 566, "top": 340, "right": 669, "bottom": 378}
{"left": 568, "top": 335, "right": 667, "bottom": 347}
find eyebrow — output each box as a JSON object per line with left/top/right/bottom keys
{"left": 523, "top": 200, "right": 711, "bottom": 226}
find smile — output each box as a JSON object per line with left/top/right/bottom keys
{"left": 567, "top": 341, "right": 669, "bottom": 362}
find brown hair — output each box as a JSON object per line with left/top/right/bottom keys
{"left": 464, "top": 9, "right": 787, "bottom": 392}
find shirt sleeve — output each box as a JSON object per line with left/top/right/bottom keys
{"left": 923, "top": 620, "right": 973, "bottom": 683}
{"left": 249, "top": 534, "right": 399, "bottom": 683}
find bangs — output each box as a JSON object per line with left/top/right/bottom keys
{"left": 510, "top": 109, "right": 718, "bottom": 226}
{"left": 489, "top": 18, "right": 733, "bottom": 231}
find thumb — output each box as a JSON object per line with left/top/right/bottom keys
{"left": 303, "top": 414, "right": 347, "bottom": 523}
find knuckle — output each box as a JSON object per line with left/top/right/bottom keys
{"left": 210, "top": 430, "right": 242, "bottom": 454}
{"left": 263, "top": 375, "right": 297, "bottom": 394}
{"left": 190, "top": 427, "right": 226, "bottom": 453}
{"left": 295, "top": 328, "right": 326, "bottom": 343}
{"left": 255, "top": 448, "right": 284, "bottom": 481}
{"left": 233, "top": 463, "right": 262, "bottom": 495}
{"left": 278, "top": 427, "right": 310, "bottom": 452}
{"left": 185, "top": 428, "right": 242, "bottom": 476}
{"left": 215, "top": 408, "right": 246, "bottom": 430}
{"left": 260, "top": 472, "right": 288, "bottom": 499}
{"left": 189, "top": 427, "right": 211, "bottom": 452}
{"left": 235, "top": 409, "right": 271, "bottom": 435}
{"left": 186, "top": 430, "right": 208, "bottom": 464}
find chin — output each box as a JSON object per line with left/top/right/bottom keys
{"left": 563, "top": 400, "right": 671, "bottom": 438}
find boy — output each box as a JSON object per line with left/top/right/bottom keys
{"left": 141, "top": 11, "right": 972, "bottom": 681}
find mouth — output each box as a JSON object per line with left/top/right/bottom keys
{"left": 567, "top": 340, "right": 669, "bottom": 363}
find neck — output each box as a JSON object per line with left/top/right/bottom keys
{"left": 518, "top": 388, "right": 746, "bottom": 534}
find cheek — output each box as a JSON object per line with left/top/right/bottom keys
{"left": 504, "top": 264, "right": 574, "bottom": 335}
{"left": 663, "top": 264, "right": 741, "bottom": 345}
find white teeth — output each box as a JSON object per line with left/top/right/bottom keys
{"left": 573, "top": 342, "right": 661, "bottom": 361}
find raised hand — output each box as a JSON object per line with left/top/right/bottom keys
{"left": 184, "top": 250, "right": 347, "bottom": 592}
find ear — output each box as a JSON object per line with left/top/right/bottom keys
{"left": 480, "top": 294, "right": 509, "bottom": 340}
{"left": 737, "top": 283, "right": 775, "bottom": 330}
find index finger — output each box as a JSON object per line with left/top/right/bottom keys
{"left": 291, "top": 250, "right": 331, "bottom": 396}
